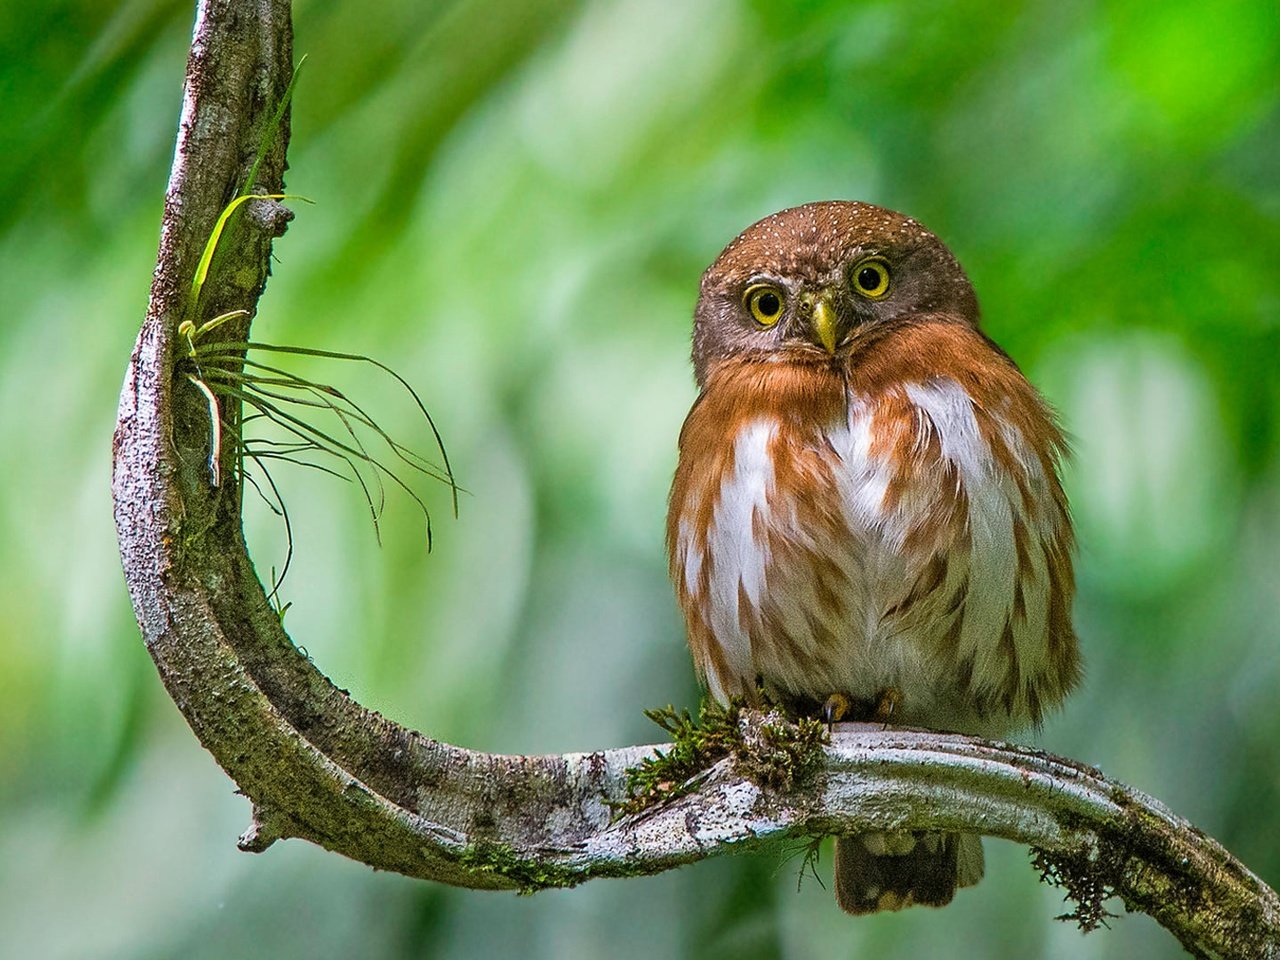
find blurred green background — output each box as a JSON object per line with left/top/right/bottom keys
{"left": 2, "top": 0, "right": 1277, "bottom": 957}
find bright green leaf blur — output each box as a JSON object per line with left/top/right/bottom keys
{"left": 1, "top": 1, "right": 1277, "bottom": 958}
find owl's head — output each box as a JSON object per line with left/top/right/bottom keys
{"left": 690, "top": 201, "right": 980, "bottom": 386}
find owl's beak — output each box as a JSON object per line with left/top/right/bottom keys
{"left": 809, "top": 294, "right": 839, "bottom": 354}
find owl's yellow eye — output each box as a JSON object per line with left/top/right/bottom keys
{"left": 745, "top": 284, "right": 785, "bottom": 326}
{"left": 852, "top": 258, "right": 891, "bottom": 299}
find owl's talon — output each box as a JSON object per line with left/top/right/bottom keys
{"left": 822, "top": 693, "right": 851, "bottom": 729}
{"left": 872, "top": 687, "right": 902, "bottom": 725}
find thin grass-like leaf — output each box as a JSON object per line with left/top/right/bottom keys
{"left": 204, "top": 368, "right": 392, "bottom": 517}
{"left": 208, "top": 382, "right": 384, "bottom": 541}
{"left": 197, "top": 350, "right": 455, "bottom": 486}
{"left": 211, "top": 381, "right": 382, "bottom": 526}
{"left": 198, "top": 363, "right": 455, "bottom": 501}
{"left": 236, "top": 456, "right": 294, "bottom": 606}
{"left": 237, "top": 386, "right": 436, "bottom": 547}
{"left": 240, "top": 464, "right": 284, "bottom": 518}
{"left": 249, "top": 455, "right": 294, "bottom": 606}
{"left": 196, "top": 340, "right": 458, "bottom": 513}
{"left": 244, "top": 449, "right": 353, "bottom": 483}
{"left": 190, "top": 195, "right": 291, "bottom": 320}
{"left": 241, "top": 55, "right": 307, "bottom": 196}
{"left": 198, "top": 360, "right": 456, "bottom": 487}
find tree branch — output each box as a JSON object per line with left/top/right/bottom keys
{"left": 112, "top": 2, "right": 1280, "bottom": 958}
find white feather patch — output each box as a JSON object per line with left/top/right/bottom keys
{"left": 697, "top": 418, "right": 779, "bottom": 689}
{"left": 904, "top": 380, "right": 1017, "bottom": 695}
{"left": 830, "top": 399, "right": 896, "bottom": 534}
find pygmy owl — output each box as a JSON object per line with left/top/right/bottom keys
{"left": 667, "top": 201, "right": 1080, "bottom": 914}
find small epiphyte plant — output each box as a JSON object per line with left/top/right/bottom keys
{"left": 174, "top": 58, "right": 457, "bottom": 611}
{"left": 178, "top": 273, "right": 459, "bottom": 615}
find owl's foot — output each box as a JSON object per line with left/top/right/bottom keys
{"left": 871, "top": 687, "right": 902, "bottom": 725}
{"left": 820, "top": 689, "right": 901, "bottom": 729}
{"left": 822, "top": 693, "right": 852, "bottom": 729}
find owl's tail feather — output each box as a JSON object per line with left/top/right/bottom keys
{"left": 833, "top": 832, "right": 984, "bottom": 914}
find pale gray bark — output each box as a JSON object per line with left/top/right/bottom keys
{"left": 111, "top": 2, "right": 1280, "bottom": 957}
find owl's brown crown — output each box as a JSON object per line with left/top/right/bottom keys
{"left": 706, "top": 201, "right": 926, "bottom": 284}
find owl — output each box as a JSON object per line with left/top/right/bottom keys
{"left": 666, "top": 201, "right": 1080, "bottom": 914}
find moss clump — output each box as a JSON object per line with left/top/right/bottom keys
{"left": 737, "top": 709, "right": 828, "bottom": 790}
{"left": 610, "top": 695, "right": 828, "bottom": 818}
{"left": 1030, "top": 844, "right": 1120, "bottom": 932}
{"left": 457, "top": 840, "right": 586, "bottom": 894}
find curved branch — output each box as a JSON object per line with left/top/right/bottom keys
{"left": 112, "top": 3, "right": 1280, "bottom": 959}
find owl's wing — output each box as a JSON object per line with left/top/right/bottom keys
{"left": 847, "top": 362, "right": 1079, "bottom": 727}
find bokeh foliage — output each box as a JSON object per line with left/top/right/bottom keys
{"left": 1, "top": 1, "right": 1276, "bottom": 958}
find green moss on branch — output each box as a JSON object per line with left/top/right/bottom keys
{"left": 457, "top": 840, "right": 589, "bottom": 894}
{"left": 610, "top": 697, "right": 828, "bottom": 818}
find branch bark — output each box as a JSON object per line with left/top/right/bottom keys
{"left": 112, "top": 2, "right": 1280, "bottom": 958}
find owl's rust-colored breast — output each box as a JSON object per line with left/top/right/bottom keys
{"left": 667, "top": 322, "right": 1079, "bottom": 733}
{"left": 667, "top": 356, "right": 849, "bottom": 700}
